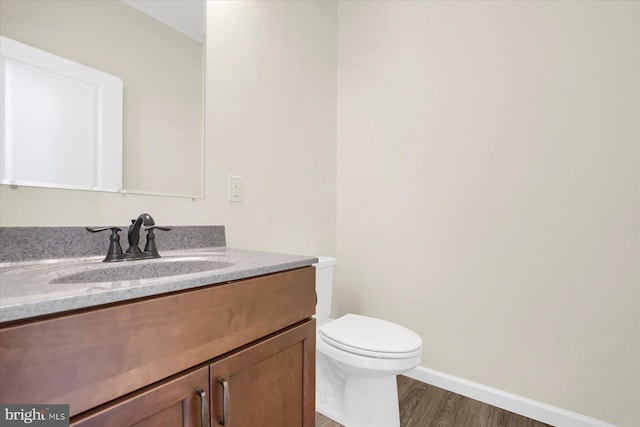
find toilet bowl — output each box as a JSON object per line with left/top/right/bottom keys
{"left": 314, "top": 257, "right": 422, "bottom": 427}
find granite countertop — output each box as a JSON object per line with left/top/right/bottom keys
{"left": 0, "top": 247, "right": 317, "bottom": 323}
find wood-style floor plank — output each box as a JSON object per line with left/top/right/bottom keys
{"left": 315, "top": 375, "right": 552, "bottom": 427}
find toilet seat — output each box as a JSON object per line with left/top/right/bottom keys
{"left": 319, "top": 314, "right": 422, "bottom": 359}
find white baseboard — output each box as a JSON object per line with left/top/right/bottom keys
{"left": 404, "top": 366, "right": 616, "bottom": 427}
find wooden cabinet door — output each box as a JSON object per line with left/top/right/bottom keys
{"left": 209, "top": 320, "right": 315, "bottom": 427}
{"left": 71, "top": 367, "right": 209, "bottom": 427}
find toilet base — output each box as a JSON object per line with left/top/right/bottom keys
{"left": 316, "top": 353, "right": 401, "bottom": 427}
{"left": 343, "top": 374, "right": 400, "bottom": 427}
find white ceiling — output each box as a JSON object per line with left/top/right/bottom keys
{"left": 121, "top": 0, "right": 205, "bottom": 42}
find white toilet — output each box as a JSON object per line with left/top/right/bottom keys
{"left": 314, "top": 257, "right": 423, "bottom": 427}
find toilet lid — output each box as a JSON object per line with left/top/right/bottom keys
{"left": 319, "top": 314, "right": 422, "bottom": 358}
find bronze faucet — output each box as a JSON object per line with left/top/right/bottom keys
{"left": 86, "top": 213, "right": 171, "bottom": 262}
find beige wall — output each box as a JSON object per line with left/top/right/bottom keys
{"left": 205, "top": 0, "right": 337, "bottom": 254}
{"left": 336, "top": 1, "right": 639, "bottom": 426}
{"left": 0, "top": 0, "right": 337, "bottom": 258}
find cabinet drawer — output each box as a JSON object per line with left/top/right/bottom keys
{"left": 0, "top": 267, "right": 315, "bottom": 417}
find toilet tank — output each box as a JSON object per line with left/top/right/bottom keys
{"left": 313, "top": 256, "right": 336, "bottom": 321}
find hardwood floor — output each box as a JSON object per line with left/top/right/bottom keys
{"left": 315, "top": 376, "right": 552, "bottom": 427}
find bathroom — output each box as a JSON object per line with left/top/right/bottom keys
{"left": 0, "top": 1, "right": 638, "bottom": 427}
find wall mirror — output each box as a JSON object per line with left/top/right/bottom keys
{"left": 0, "top": 0, "right": 205, "bottom": 198}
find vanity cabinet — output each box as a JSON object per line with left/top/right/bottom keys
{"left": 0, "top": 267, "right": 316, "bottom": 427}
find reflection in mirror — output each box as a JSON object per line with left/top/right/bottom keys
{"left": 1, "top": 35, "right": 124, "bottom": 192}
{"left": 0, "top": 0, "right": 205, "bottom": 198}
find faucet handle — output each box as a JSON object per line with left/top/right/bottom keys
{"left": 145, "top": 226, "right": 172, "bottom": 232}
{"left": 86, "top": 226, "right": 122, "bottom": 233}
{"left": 85, "top": 227, "right": 124, "bottom": 261}
{"left": 143, "top": 226, "right": 172, "bottom": 254}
